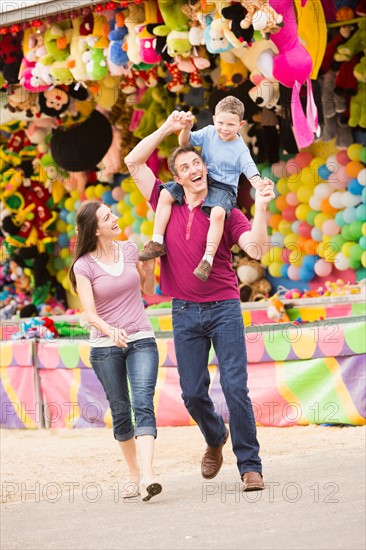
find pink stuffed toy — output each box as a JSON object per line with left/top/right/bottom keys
{"left": 258, "top": 0, "right": 318, "bottom": 149}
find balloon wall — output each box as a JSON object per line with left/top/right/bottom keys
{"left": 260, "top": 144, "right": 366, "bottom": 283}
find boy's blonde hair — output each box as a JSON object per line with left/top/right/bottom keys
{"left": 214, "top": 96, "right": 245, "bottom": 120}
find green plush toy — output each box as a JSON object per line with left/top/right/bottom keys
{"left": 82, "top": 36, "right": 109, "bottom": 81}
{"left": 154, "top": 0, "right": 189, "bottom": 36}
{"left": 335, "top": 19, "right": 366, "bottom": 62}
{"left": 39, "top": 23, "right": 73, "bottom": 66}
{"left": 349, "top": 56, "right": 366, "bottom": 128}
{"left": 133, "top": 88, "right": 159, "bottom": 139}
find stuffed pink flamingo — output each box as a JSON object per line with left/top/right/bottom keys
{"left": 257, "top": 0, "right": 318, "bottom": 149}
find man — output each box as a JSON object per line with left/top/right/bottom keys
{"left": 125, "top": 111, "right": 275, "bottom": 491}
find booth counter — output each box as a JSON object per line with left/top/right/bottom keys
{"left": 1, "top": 301, "right": 365, "bottom": 429}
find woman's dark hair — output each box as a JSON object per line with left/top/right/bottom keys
{"left": 69, "top": 200, "right": 102, "bottom": 293}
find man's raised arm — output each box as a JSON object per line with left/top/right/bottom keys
{"left": 238, "top": 178, "right": 275, "bottom": 260}
{"left": 125, "top": 111, "right": 192, "bottom": 201}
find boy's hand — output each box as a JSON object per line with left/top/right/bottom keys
{"left": 184, "top": 111, "right": 195, "bottom": 129}
{"left": 255, "top": 177, "right": 275, "bottom": 208}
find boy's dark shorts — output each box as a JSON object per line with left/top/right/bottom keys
{"left": 159, "top": 178, "right": 237, "bottom": 218}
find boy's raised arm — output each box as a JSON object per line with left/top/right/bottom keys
{"left": 178, "top": 111, "right": 194, "bottom": 146}
{"left": 125, "top": 111, "right": 192, "bottom": 200}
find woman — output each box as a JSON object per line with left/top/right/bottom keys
{"left": 69, "top": 200, "right": 161, "bottom": 501}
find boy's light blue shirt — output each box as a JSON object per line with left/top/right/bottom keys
{"left": 190, "top": 125, "right": 259, "bottom": 190}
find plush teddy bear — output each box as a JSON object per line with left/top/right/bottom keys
{"left": 234, "top": 254, "right": 272, "bottom": 302}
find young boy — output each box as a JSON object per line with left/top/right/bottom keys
{"left": 139, "top": 97, "right": 264, "bottom": 282}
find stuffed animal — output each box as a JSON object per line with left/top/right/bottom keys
{"left": 239, "top": 0, "right": 283, "bottom": 36}
{"left": 38, "top": 83, "right": 88, "bottom": 118}
{"left": 107, "top": 9, "right": 129, "bottom": 75}
{"left": 123, "top": 3, "right": 146, "bottom": 65}
{"left": 39, "top": 22, "right": 73, "bottom": 66}
{"left": 21, "top": 61, "right": 53, "bottom": 92}
{"left": 334, "top": 19, "right": 366, "bottom": 62}
{"left": 267, "top": 295, "right": 290, "bottom": 322}
{"left": 248, "top": 75, "right": 280, "bottom": 109}
{"left": 235, "top": 255, "right": 272, "bottom": 302}
{"left": 257, "top": 0, "right": 318, "bottom": 149}
{"left": 3, "top": 84, "right": 39, "bottom": 119}
{"left": 154, "top": 0, "right": 190, "bottom": 36}
{"left": 349, "top": 55, "right": 366, "bottom": 128}
{"left": 221, "top": 4, "right": 254, "bottom": 46}
{"left": 216, "top": 50, "right": 249, "bottom": 88}
{"left": 66, "top": 15, "right": 91, "bottom": 82}
{"left": 81, "top": 14, "right": 110, "bottom": 81}
{"left": 204, "top": 17, "right": 237, "bottom": 53}
{"left": 0, "top": 33, "right": 23, "bottom": 84}
{"left": 82, "top": 38, "right": 109, "bottom": 81}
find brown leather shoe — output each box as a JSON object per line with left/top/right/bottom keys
{"left": 139, "top": 241, "right": 167, "bottom": 261}
{"left": 201, "top": 428, "right": 229, "bottom": 479}
{"left": 242, "top": 472, "right": 265, "bottom": 492}
{"left": 193, "top": 259, "right": 212, "bottom": 282}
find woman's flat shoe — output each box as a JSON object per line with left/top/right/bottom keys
{"left": 121, "top": 482, "right": 140, "bottom": 499}
{"left": 141, "top": 479, "right": 162, "bottom": 502}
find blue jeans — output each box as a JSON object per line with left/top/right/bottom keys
{"left": 90, "top": 338, "right": 159, "bottom": 441}
{"left": 160, "top": 179, "right": 237, "bottom": 217}
{"left": 172, "top": 299, "right": 262, "bottom": 476}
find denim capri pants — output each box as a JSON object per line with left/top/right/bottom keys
{"left": 90, "top": 338, "right": 159, "bottom": 441}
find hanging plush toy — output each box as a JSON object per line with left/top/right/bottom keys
{"left": 239, "top": 0, "right": 283, "bottom": 37}
{"left": 0, "top": 33, "right": 23, "bottom": 84}
{"left": 257, "top": 0, "right": 319, "bottom": 149}
{"left": 50, "top": 109, "right": 114, "bottom": 190}
{"left": 349, "top": 55, "right": 366, "bottom": 128}
{"left": 38, "top": 83, "right": 88, "bottom": 118}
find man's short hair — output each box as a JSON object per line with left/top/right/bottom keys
{"left": 168, "top": 144, "right": 202, "bottom": 177}
{"left": 215, "top": 96, "right": 245, "bottom": 120}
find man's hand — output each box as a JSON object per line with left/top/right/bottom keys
{"left": 255, "top": 178, "right": 275, "bottom": 209}
{"left": 164, "top": 110, "right": 195, "bottom": 134}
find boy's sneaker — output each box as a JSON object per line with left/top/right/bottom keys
{"left": 138, "top": 241, "right": 167, "bottom": 261}
{"left": 193, "top": 260, "right": 212, "bottom": 282}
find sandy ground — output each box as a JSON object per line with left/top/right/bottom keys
{"left": 1, "top": 424, "right": 365, "bottom": 502}
{"left": 1, "top": 425, "right": 366, "bottom": 550}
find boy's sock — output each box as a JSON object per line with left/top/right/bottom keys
{"left": 152, "top": 234, "right": 164, "bottom": 244}
{"left": 203, "top": 254, "right": 214, "bottom": 266}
